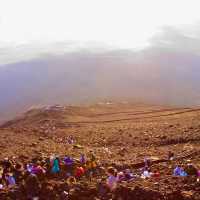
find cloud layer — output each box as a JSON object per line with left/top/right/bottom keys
{"left": 1, "top": 25, "right": 200, "bottom": 122}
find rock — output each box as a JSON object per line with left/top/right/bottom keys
{"left": 39, "top": 137, "right": 45, "bottom": 141}
{"left": 30, "top": 142, "right": 37, "bottom": 147}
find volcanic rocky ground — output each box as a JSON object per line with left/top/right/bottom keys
{"left": 0, "top": 103, "right": 200, "bottom": 199}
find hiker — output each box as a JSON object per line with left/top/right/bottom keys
{"left": 64, "top": 156, "right": 74, "bottom": 176}
{"left": 87, "top": 151, "right": 97, "bottom": 176}
{"left": 2, "top": 158, "right": 13, "bottom": 180}
{"left": 13, "top": 163, "right": 24, "bottom": 184}
{"left": 141, "top": 167, "right": 151, "bottom": 179}
{"left": 75, "top": 166, "right": 85, "bottom": 179}
{"left": 117, "top": 171, "right": 125, "bottom": 182}
{"left": 2, "top": 158, "right": 13, "bottom": 170}
{"left": 25, "top": 173, "right": 41, "bottom": 200}
{"left": 31, "top": 163, "right": 43, "bottom": 175}
{"left": 173, "top": 165, "right": 187, "bottom": 177}
{"left": 124, "top": 169, "right": 135, "bottom": 181}
{"left": 106, "top": 167, "right": 118, "bottom": 191}
{"left": 151, "top": 169, "right": 160, "bottom": 178}
{"left": 31, "top": 162, "right": 46, "bottom": 181}
{"left": 51, "top": 156, "right": 60, "bottom": 174}
{"left": 5, "top": 173, "right": 16, "bottom": 187}
{"left": 89, "top": 151, "right": 96, "bottom": 162}
{"left": 85, "top": 160, "right": 97, "bottom": 181}
{"left": 27, "top": 163, "right": 33, "bottom": 173}
{"left": 97, "top": 178, "right": 109, "bottom": 198}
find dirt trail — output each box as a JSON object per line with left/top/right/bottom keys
{"left": 90, "top": 107, "right": 190, "bottom": 117}
{"left": 66, "top": 108, "right": 200, "bottom": 124}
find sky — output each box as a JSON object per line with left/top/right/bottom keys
{"left": 1, "top": 0, "right": 200, "bottom": 65}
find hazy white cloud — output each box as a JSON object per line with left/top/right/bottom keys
{"left": 0, "top": 0, "right": 200, "bottom": 65}
{"left": 0, "top": 0, "right": 200, "bottom": 57}
{"left": 0, "top": 41, "right": 117, "bottom": 66}
{"left": 1, "top": 23, "right": 200, "bottom": 65}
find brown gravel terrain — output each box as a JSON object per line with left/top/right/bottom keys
{"left": 0, "top": 103, "right": 200, "bottom": 199}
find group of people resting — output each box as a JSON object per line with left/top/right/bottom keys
{"left": 173, "top": 163, "right": 200, "bottom": 177}
{"left": 0, "top": 151, "right": 199, "bottom": 199}
{"left": 0, "top": 151, "right": 97, "bottom": 184}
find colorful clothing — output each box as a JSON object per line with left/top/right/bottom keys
{"left": 107, "top": 175, "right": 117, "bottom": 191}
{"left": 51, "top": 158, "right": 60, "bottom": 173}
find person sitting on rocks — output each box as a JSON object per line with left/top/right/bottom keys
{"left": 5, "top": 173, "right": 16, "bottom": 187}
{"left": 106, "top": 167, "right": 118, "bottom": 191}
{"left": 173, "top": 165, "right": 187, "bottom": 177}
{"left": 85, "top": 160, "right": 96, "bottom": 181}
{"left": 89, "top": 151, "right": 96, "bottom": 162}
{"left": 141, "top": 167, "right": 151, "bottom": 179}
{"left": 124, "top": 169, "right": 135, "bottom": 181}
{"left": 151, "top": 169, "right": 160, "bottom": 178}
{"left": 26, "top": 163, "right": 34, "bottom": 174}
{"left": 2, "top": 158, "right": 13, "bottom": 170}
{"left": 13, "top": 163, "right": 24, "bottom": 184}
{"left": 2, "top": 158, "right": 13, "bottom": 180}
{"left": 116, "top": 171, "right": 125, "bottom": 182}
{"left": 31, "top": 162, "right": 46, "bottom": 180}
{"left": 97, "top": 178, "right": 109, "bottom": 198}
{"left": 75, "top": 166, "right": 85, "bottom": 179}
{"left": 173, "top": 165, "right": 181, "bottom": 176}
{"left": 87, "top": 151, "right": 97, "bottom": 176}
{"left": 51, "top": 156, "right": 60, "bottom": 174}
{"left": 64, "top": 156, "right": 74, "bottom": 176}
{"left": 64, "top": 156, "right": 74, "bottom": 166}
{"left": 25, "top": 173, "right": 41, "bottom": 200}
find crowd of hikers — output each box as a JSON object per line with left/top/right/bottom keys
{"left": 0, "top": 150, "right": 199, "bottom": 199}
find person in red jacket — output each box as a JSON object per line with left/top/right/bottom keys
{"left": 75, "top": 166, "right": 85, "bottom": 179}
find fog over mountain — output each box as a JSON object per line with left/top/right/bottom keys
{"left": 1, "top": 25, "right": 200, "bottom": 122}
